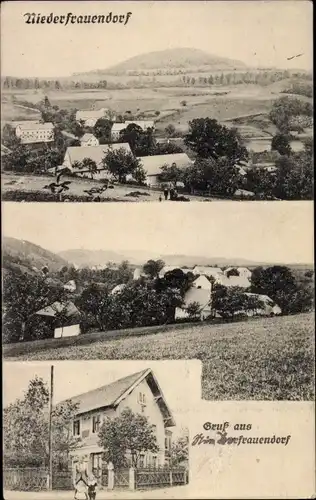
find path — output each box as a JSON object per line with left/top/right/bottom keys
{"left": 4, "top": 485, "right": 190, "bottom": 499}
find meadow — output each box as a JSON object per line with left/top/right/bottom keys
{"left": 4, "top": 312, "right": 314, "bottom": 401}
{"left": 1, "top": 83, "right": 281, "bottom": 137}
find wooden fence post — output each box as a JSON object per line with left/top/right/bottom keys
{"left": 129, "top": 467, "right": 135, "bottom": 490}
{"left": 169, "top": 470, "right": 173, "bottom": 486}
{"left": 107, "top": 462, "right": 114, "bottom": 490}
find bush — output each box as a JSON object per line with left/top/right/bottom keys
{"left": 2, "top": 190, "right": 125, "bottom": 202}
{"left": 125, "top": 191, "right": 150, "bottom": 197}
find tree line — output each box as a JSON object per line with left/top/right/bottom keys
{"left": 3, "top": 257, "right": 313, "bottom": 344}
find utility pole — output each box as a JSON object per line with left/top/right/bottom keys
{"left": 48, "top": 365, "right": 54, "bottom": 490}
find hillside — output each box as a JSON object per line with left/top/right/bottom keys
{"left": 75, "top": 47, "right": 247, "bottom": 76}
{"left": 57, "top": 248, "right": 294, "bottom": 269}
{"left": 2, "top": 237, "right": 69, "bottom": 274}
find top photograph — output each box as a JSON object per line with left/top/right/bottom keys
{"left": 1, "top": 1, "right": 313, "bottom": 203}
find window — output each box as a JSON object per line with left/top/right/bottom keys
{"left": 152, "top": 456, "right": 157, "bottom": 468}
{"left": 139, "top": 454, "right": 145, "bottom": 468}
{"left": 73, "top": 419, "right": 80, "bottom": 436}
{"left": 138, "top": 392, "right": 146, "bottom": 405}
{"left": 92, "top": 414, "right": 101, "bottom": 433}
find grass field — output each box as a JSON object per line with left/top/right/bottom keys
{"left": 5, "top": 312, "right": 314, "bottom": 401}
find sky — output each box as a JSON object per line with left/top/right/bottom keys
{"left": 2, "top": 201, "right": 314, "bottom": 264}
{"left": 3, "top": 360, "right": 200, "bottom": 436}
{"left": 1, "top": 1, "right": 313, "bottom": 77}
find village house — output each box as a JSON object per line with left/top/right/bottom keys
{"left": 192, "top": 275, "right": 212, "bottom": 290}
{"left": 75, "top": 108, "right": 113, "bottom": 127}
{"left": 15, "top": 122, "right": 54, "bottom": 144}
{"left": 63, "top": 280, "right": 77, "bottom": 293}
{"left": 244, "top": 293, "right": 282, "bottom": 316}
{"left": 192, "top": 266, "right": 223, "bottom": 280}
{"left": 133, "top": 268, "right": 147, "bottom": 280}
{"left": 111, "top": 123, "right": 129, "bottom": 141}
{"left": 216, "top": 274, "right": 251, "bottom": 288}
{"left": 175, "top": 287, "right": 212, "bottom": 320}
{"left": 110, "top": 283, "right": 126, "bottom": 295}
{"left": 63, "top": 143, "right": 132, "bottom": 179}
{"left": 224, "top": 267, "right": 252, "bottom": 279}
{"left": 65, "top": 368, "right": 175, "bottom": 477}
{"left": 159, "top": 266, "right": 193, "bottom": 278}
{"left": 125, "top": 120, "right": 155, "bottom": 132}
{"left": 137, "top": 153, "right": 193, "bottom": 187}
{"left": 34, "top": 300, "right": 81, "bottom": 339}
{"left": 80, "top": 133, "right": 99, "bottom": 147}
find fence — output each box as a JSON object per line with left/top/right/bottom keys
{"left": 3, "top": 468, "right": 48, "bottom": 491}
{"left": 135, "top": 468, "right": 188, "bottom": 489}
{"left": 4, "top": 466, "right": 188, "bottom": 492}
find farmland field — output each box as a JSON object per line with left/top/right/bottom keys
{"left": 1, "top": 84, "right": 282, "bottom": 135}
{"left": 4, "top": 312, "right": 314, "bottom": 401}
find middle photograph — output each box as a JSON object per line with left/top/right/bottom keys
{"left": 2, "top": 201, "right": 313, "bottom": 402}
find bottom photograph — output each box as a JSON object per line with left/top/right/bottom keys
{"left": 3, "top": 360, "right": 199, "bottom": 499}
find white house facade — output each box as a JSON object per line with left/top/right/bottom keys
{"left": 66, "top": 369, "right": 175, "bottom": 477}
{"left": 137, "top": 153, "right": 193, "bottom": 187}
{"left": 80, "top": 133, "right": 99, "bottom": 147}
{"left": 15, "top": 122, "right": 54, "bottom": 144}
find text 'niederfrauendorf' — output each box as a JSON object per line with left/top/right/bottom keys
{"left": 24, "top": 12, "right": 133, "bottom": 26}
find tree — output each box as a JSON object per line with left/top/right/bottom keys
{"left": 80, "top": 157, "right": 98, "bottom": 179}
{"left": 269, "top": 96, "right": 313, "bottom": 133}
{"left": 119, "top": 123, "right": 143, "bottom": 154}
{"left": 274, "top": 148, "right": 313, "bottom": 200}
{"left": 142, "top": 259, "right": 165, "bottom": 279}
{"left": 3, "top": 270, "right": 66, "bottom": 342}
{"left": 98, "top": 408, "right": 159, "bottom": 468}
{"left": 186, "top": 301, "right": 202, "bottom": 320}
{"left": 77, "top": 283, "right": 111, "bottom": 331}
{"left": 3, "top": 376, "right": 49, "bottom": 467}
{"left": 158, "top": 162, "right": 183, "bottom": 187}
{"left": 250, "top": 265, "right": 312, "bottom": 314}
{"left": 184, "top": 118, "right": 248, "bottom": 164}
{"left": 94, "top": 118, "right": 113, "bottom": 142}
{"left": 170, "top": 434, "right": 189, "bottom": 467}
{"left": 183, "top": 157, "right": 242, "bottom": 195}
{"left": 271, "top": 133, "right": 292, "bottom": 156}
{"left": 102, "top": 148, "right": 146, "bottom": 184}
{"left": 211, "top": 285, "right": 251, "bottom": 319}
{"left": 4, "top": 376, "right": 81, "bottom": 470}
{"left": 2, "top": 124, "right": 21, "bottom": 148}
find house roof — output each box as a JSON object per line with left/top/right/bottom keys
{"left": 17, "top": 122, "right": 54, "bottom": 130}
{"left": 193, "top": 275, "right": 212, "bottom": 287}
{"left": 126, "top": 120, "right": 155, "bottom": 129}
{"left": 64, "top": 143, "right": 132, "bottom": 169}
{"left": 138, "top": 153, "right": 193, "bottom": 177}
{"left": 217, "top": 275, "right": 251, "bottom": 288}
{"left": 76, "top": 109, "right": 108, "bottom": 121}
{"left": 112, "top": 123, "right": 128, "bottom": 132}
{"left": 245, "top": 293, "right": 275, "bottom": 305}
{"left": 110, "top": 283, "right": 126, "bottom": 295}
{"left": 61, "top": 368, "right": 176, "bottom": 427}
{"left": 61, "top": 130, "right": 78, "bottom": 140}
{"left": 11, "top": 120, "right": 40, "bottom": 128}
{"left": 35, "top": 301, "right": 80, "bottom": 318}
{"left": 80, "top": 133, "right": 97, "bottom": 142}
{"left": 183, "top": 287, "right": 211, "bottom": 309}
{"left": 193, "top": 266, "right": 223, "bottom": 278}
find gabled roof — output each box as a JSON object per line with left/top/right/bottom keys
{"left": 35, "top": 301, "right": 80, "bottom": 318}
{"left": 183, "top": 287, "right": 211, "bottom": 309}
{"left": 62, "top": 368, "right": 175, "bottom": 427}
{"left": 17, "top": 122, "right": 54, "bottom": 130}
{"left": 193, "top": 266, "right": 223, "bottom": 278}
{"left": 126, "top": 120, "right": 155, "bottom": 129}
{"left": 80, "top": 133, "right": 97, "bottom": 142}
{"left": 11, "top": 120, "right": 40, "bottom": 128}
{"left": 217, "top": 275, "right": 251, "bottom": 288}
{"left": 138, "top": 153, "right": 193, "bottom": 177}
{"left": 64, "top": 143, "right": 132, "bottom": 169}
{"left": 76, "top": 109, "right": 108, "bottom": 120}
{"left": 112, "top": 123, "right": 128, "bottom": 132}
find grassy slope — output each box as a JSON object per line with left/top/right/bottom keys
{"left": 7, "top": 312, "right": 315, "bottom": 401}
